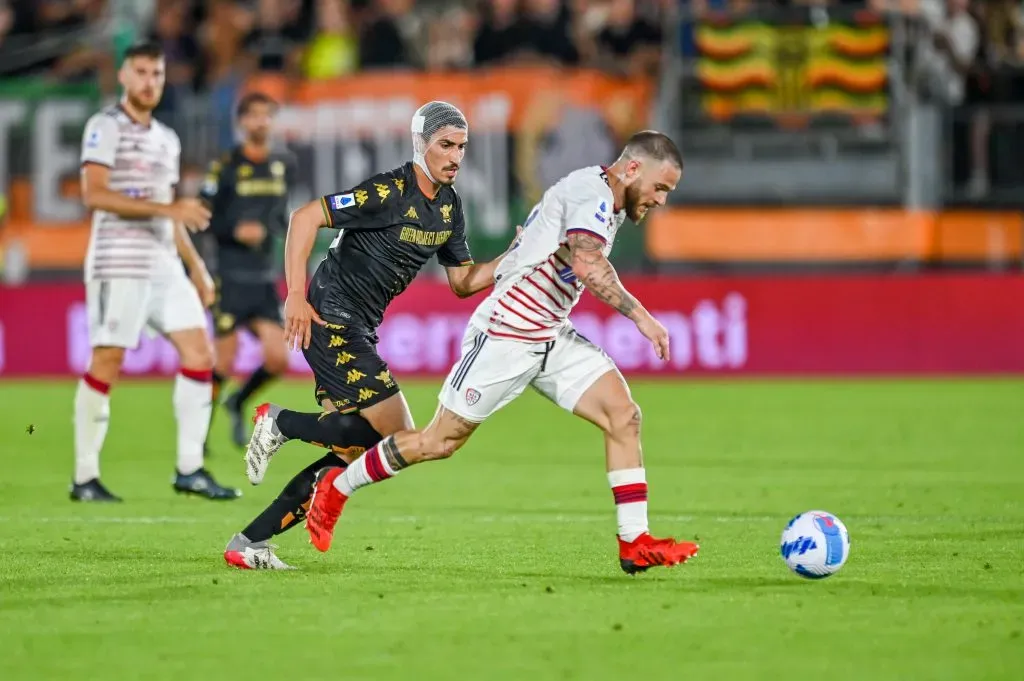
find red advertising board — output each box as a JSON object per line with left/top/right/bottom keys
{"left": 1, "top": 275, "right": 1022, "bottom": 378}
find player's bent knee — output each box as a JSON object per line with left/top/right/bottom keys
{"left": 606, "top": 400, "right": 642, "bottom": 440}
{"left": 177, "top": 334, "right": 214, "bottom": 371}
{"left": 88, "top": 347, "right": 126, "bottom": 383}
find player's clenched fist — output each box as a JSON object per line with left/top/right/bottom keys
{"left": 634, "top": 311, "right": 670, "bottom": 362}
{"left": 167, "top": 198, "right": 212, "bottom": 232}
{"left": 283, "top": 290, "right": 326, "bottom": 351}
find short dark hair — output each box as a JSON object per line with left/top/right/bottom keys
{"left": 123, "top": 41, "right": 164, "bottom": 61}
{"left": 622, "top": 131, "right": 683, "bottom": 170}
{"left": 236, "top": 92, "right": 279, "bottom": 119}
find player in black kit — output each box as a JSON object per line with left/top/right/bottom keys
{"left": 224, "top": 101, "right": 519, "bottom": 569}
{"left": 199, "top": 92, "right": 294, "bottom": 448}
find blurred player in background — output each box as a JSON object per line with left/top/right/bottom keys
{"left": 304, "top": 132, "right": 699, "bottom": 574}
{"left": 223, "top": 101, "right": 518, "bottom": 569}
{"left": 72, "top": 42, "right": 240, "bottom": 502}
{"left": 199, "top": 92, "right": 294, "bottom": 450}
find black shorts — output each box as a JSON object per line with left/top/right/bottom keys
{"left": 213, "top": 280, "right": 283, "bottom": 337}
{"left": 302, "top": 318, "right": 400, "bottom": 413}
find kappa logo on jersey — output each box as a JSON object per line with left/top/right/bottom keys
{"left": 465, "top": 388, "right": 481, "bottom": 406}
{"left": 331, "top": 193, "right": 356, "bottom": 210}
{"left": 86, "top": 129, "right": 101, "bottom": 149}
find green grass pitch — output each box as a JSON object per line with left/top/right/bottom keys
{"left": 0, "top": 378, "right": 1021, "bottom": 680}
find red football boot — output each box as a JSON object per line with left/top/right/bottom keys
{"left": 305, "top": 467, "right": 348, "bottom": 552}
{"left": 618, "top": 533, "right": 700, "bottom": 574}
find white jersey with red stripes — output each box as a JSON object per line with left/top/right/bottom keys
{"left": 80, "top": 105, "right": 181, "bottom": 282}
{"left": 470, "top": 165, "right": 626, "bottom": 342}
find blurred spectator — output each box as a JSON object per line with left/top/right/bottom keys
{"left": 149, "top": 0, "right": 199, "bottom": 116}
{"left": 963, "top": 0, "right": 1024, "bottom": 197}
{"left": 359, "top": 0, "right": 414, "bottom": 69}
{"left": 199, "top": 0, "right": 252, "bottom": 87}
{"left": 424, "top": 4, "right": 476, "bottom": 71}
{"left": 912, "top": 0, "right": 980, "bottom": 105}
{"left": 474, "top": 0, "right": 524, "bottom": 66}
{"left": 303, "top": 0, "right": 358, "bottom": 79}
{"left": 244, "top": 0, "right": 309, "bottom": 75}
{"left": 591, "top": 0, "right": 663, "bottom": 77}
{"left": 33, "top": 0, "right": 116, "bottom": 93}
{"left": 0, "top": 1, "right": 14, "bottom": 46}
{"left": 515, "top": 0, "right": 579, "bottom": 65}
{"left": 199, "top": 0, "right": 254, "bottom": 150}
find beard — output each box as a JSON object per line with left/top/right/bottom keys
{"left": 126, "top": 91, "right": 158, "bottom": 112}
{"left": 624, "top": 182, "right": 646, "bottom": 222}
{"left": 247, "top": 129, "right": 270, "bottom": 145}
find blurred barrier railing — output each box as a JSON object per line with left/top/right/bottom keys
{"left": 943, "top": 102, "right": 1024, "bottom": 209}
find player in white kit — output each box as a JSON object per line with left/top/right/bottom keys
{"left": 304, "top": 131, "right": 700, "bottom": 574}
{"left": 71, "top": 42, "right": 240, "bottom": 502}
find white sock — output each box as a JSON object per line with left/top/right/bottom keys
{"left": 174, "top": 370, "right": 212, "bottom": 475}
{"left": 609, "top": 467, "right": 649, "bottom": 542}
{"left": 333, "top": 439, "right": 398, "bottom": 496}
{"left": 73, "top": 374, "right": 111, "bottom": 484}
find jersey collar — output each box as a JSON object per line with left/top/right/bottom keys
{"left": 599, "top": 165, "right": 623, "bottom": 214}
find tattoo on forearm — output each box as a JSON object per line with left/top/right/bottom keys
{"left": 449, "top": 413, "right": 477, "bottom": 439}
{"left": 381, "top": 436, "right": 409, "bottom": 471}
{"left": 568, "top": 234, "right": 638, "bottom": 317}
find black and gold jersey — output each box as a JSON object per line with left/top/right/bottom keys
{"left": 308, "top": 161, "right": 473, "bottom": 328}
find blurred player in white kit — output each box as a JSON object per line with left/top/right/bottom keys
{"left": 71, "top": 42, "right": 240, "bottom": 502}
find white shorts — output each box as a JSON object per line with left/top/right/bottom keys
{"left": 86, "top": 271, "right": 206, "bottom": 349}
{"left": 438, "top": 324, "right": 618, "bottom": 423}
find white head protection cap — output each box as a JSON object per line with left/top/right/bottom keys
{"left": 411, "top": 101, "right": 468, "bottom": 183}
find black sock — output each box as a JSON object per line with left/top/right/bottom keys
{"left": 232, "top": 365, "right": 275, "bottom": 407}
{"left": 206, "top": 371, "right": 227, "bottom": 448}
{"left": 242, "top": 454, "right": 346, "bottom": 542}
{"left": 277, "top": 410, "right": 382, "bottom": 455}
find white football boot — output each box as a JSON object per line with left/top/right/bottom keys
{"left": 223, "top": 533, "right": 295, "bottom": 570}
{"left": 245, "top": 403, "right": 288, "bottom": 485}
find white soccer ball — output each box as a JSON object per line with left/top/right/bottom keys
{"left": 780, "top": 510, "right": 850, "bottom": 579}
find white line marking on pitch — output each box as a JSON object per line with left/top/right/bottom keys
{"left": 4, "top": 513, "right": 1016, "bottom": 526}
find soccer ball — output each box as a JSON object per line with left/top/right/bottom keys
{"left": 780, "top": 510, "right": 850, "bottom": 579}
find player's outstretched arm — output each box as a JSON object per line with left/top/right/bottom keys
{"left": 568, "top": 232, "right": 670, "bottom": 361}
{"left": 444, "top": 225, "right": 523, "bottom": 298}
{"left": 81, "top": 164, "right": 211, "bottom": 230}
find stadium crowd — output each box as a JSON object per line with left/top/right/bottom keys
{"left": 1, "top": 0, "right": 1023, "bottom": 198}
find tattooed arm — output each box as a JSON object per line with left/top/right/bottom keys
{"left": 568, "top": 232, "right": 671, "bottom": 360}
{"left": 568, "top": 232, "right": 641, "bottom": 318}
